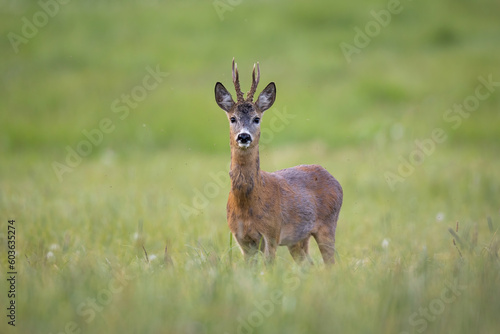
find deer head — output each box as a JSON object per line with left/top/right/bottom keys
{"left": 215, "top": 58, "right": 276, "bottom": 150}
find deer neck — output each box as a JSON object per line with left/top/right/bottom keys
{"left": 229, "top": 145, "right": 261, "bottom": 201}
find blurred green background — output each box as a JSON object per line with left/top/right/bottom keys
{"left": 2, "top": 0, "right": 498, "bottom": 154}
{"left": 1, "top": 0, "right": 499, "bottom": 333}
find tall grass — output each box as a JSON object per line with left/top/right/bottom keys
{"left": 1, "top": 145, "right": 499, "bottom": 333}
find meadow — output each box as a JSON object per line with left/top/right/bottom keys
{"left": 1, "top": 0, "right": 499, "bottom": 333}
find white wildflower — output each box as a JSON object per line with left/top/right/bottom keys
{"left": 436, "top": 212, "right": 445, "bottom": 222}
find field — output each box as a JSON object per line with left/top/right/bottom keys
{"left": 1, "top": 0, "right": 500, "bottom": 333}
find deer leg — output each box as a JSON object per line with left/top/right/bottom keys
{"left": 302, "top": 237, "right": 314, "bottom": 265}
{"left": 240, "top": 236, "right": 275, "bottom": 265}
{"left": 288, "top": 237, "right": 314, "bottom": 265}
{"left": 262, "top": 235, "right": 277, "bottom": 265}
{"left": 244, "top": 251, "right": 258, "bottom": 264}
{"left": 242, "top": 244, "right": 259, "bottom": 264}
{"left": 234, "top": 235, "right": 259, "bottom": 264}
{"left": 313, "top": 226, "right": 336, "bottom": 265}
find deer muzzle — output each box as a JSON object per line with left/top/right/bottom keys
{"left": 236, "top": 132, "right": 252, "bottom": 148}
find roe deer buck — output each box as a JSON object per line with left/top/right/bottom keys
{"left": 214, "top": 59, "right": 343, "bottom": 264}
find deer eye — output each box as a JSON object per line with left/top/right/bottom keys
{"left": 230, "top": 117, "right": 236, "bottom": 124}
{"left": 253, "top": 117, "right": 260, "bottom": 124}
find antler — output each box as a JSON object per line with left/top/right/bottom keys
{"left": 232, "top": 58, "right": 244, "bottom": 102}
{"left": 246, "top": 62, "right": 260, "bottom": 102}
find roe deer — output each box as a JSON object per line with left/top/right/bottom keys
{"left": 214, "top": 59, "right": 343, "bottom": 264}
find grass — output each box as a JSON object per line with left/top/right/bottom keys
{"left": 1, "top": 0, "right": 500, "bottom": 333}
{"left": 1, "top": 145, "right": 499, "bottom": 333}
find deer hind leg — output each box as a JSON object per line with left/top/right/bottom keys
{"left": 288, "top": 237, "right": 314, "bottom": 265}
{"left": 261, "top": 235, "right": 278, "bottom": 264}
{"left": 313, "top": 225, "right": 336, "bottom": 265}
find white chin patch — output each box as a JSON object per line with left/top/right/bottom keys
{"left": 238, "top": 142, "right": 250, "bottom": 149}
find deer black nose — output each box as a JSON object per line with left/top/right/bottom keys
{"left": 237, "top": 133, "right": 252, "bottom": 144}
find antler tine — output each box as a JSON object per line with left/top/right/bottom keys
{"left": 246, "top": 62, "right": 260, "bottom": 102}
{"left": 232, "top": 58, "right": 244, "bottom": 102}
{"left": 232, "top": 58, "right": 235, "bottom": 82}
{"left": 255, "top": 62, "right": 260, "bottom": 86}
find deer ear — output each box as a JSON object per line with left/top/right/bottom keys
{"left": 215, "top": 82, "right": 235, "bottom": 112}
{"left": 256, "top": 82, "right": 276, "bottom": 112}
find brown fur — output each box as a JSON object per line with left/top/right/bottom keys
{"left": 215, "top": 60, "right": 343, "bottom": 264}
